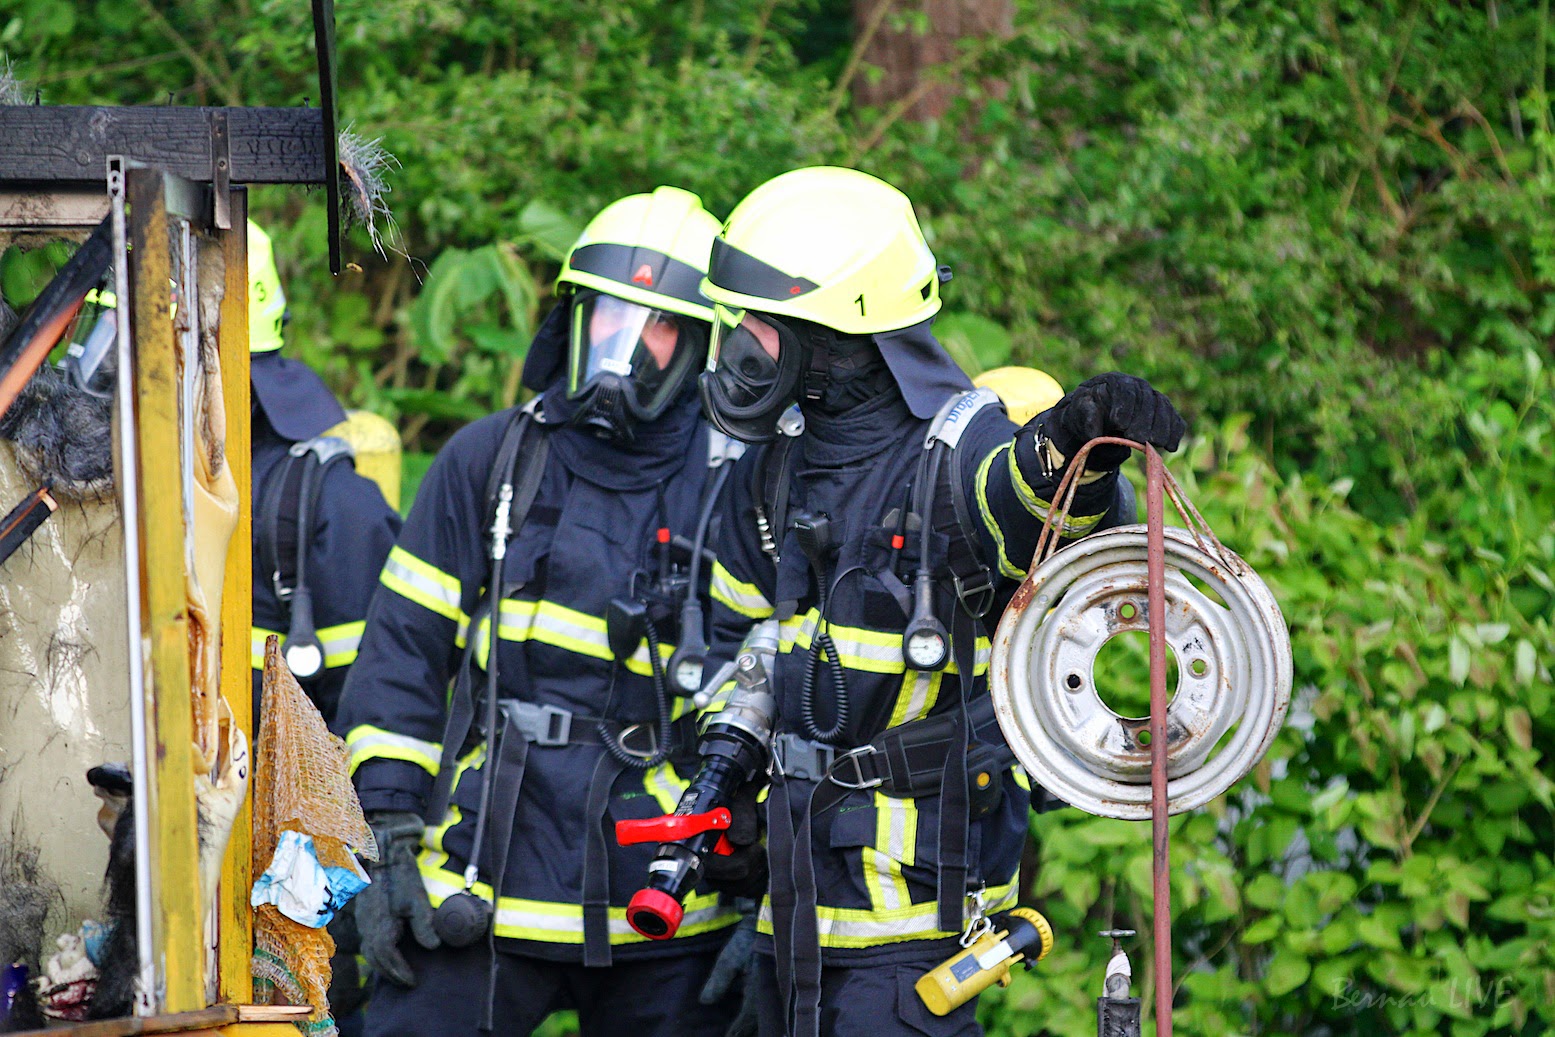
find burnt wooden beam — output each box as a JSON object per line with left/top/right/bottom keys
{"left": 0, "top": 106, "right": 329, "bottom": 185}
{"left": 313, "top": 0, "right": 342, "bottom": 272}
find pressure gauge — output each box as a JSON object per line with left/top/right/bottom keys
{"left": 903, "top": 621, "right": 949, "bottom": 672}
{"left": 673, "top": 656, "right": 705, "bottom": 696}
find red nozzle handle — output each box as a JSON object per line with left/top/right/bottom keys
{"left": 614, "top": 807, "right": 732, "bottom": 846}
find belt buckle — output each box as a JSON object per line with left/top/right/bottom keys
{"left": 827, "top": 745, "right": 883, "bottom": 790}
{"left": 532, "top": 704, "right": 572, "bottom": 746}
{"left": 772, "top": 733, "right": 833, "bottom": 782}
{"left": 615, "top": 723, "right": 659, "bottom": 760}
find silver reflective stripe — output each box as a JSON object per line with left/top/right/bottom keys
{"left": 887, "top": 670, "right": 939, "bottom": 727}
{"left": 780, "top": 611, "right": 902, "bottom": 672}
{"left": 419, "top": 861, "right": 732, "bottom": 942}
{"left": 251, "top": 626, "right": 279, "bottom": 669}
{"left": 756, "top": 900, "right": 949, "bottom": 945}
{"left": 756, "top": 879, "right": 1018, "bottom": 949}
{"left": 711, "top": 562, "right": 772, "bottom": 618}
{"left": 319, "top": 621, "right": 365, "bottom": 668}
{"left": 381, "top": 546, "right": 463, "bottom": 620}
{"left": 472, "top": 599, "right": 672, "bottom": 675}
{"left": 869, "top": 793, "right": 915, "bottom": 912}
{"left": 346, "top": 725, "right": 443, "bottom": 775}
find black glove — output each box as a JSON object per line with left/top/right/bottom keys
{"left": 700, "top": 779, "right": 767, "bottom": 899}
{"left": 1043, "top": 373, "right": 1186, "bottom": 471}
{"left": 354, "top": 810, "right": 441, "bottom": 988}
{"left": 700, "top": 901, "right": 760, "bottom": 1037}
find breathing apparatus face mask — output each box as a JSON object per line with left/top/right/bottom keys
{"left": 566, "top": 290, "right": 707, "bottom": 441}
{"left": 698, "top": 305, "right": 805, "bottom": 443}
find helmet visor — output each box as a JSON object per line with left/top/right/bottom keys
{"left": 568, "top": 292, "right": 703, "bottom": 420}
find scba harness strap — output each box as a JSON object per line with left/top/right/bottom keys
{"left": 761, "top": 389, "right": 1025, "bottom": 1037}
{"left": 424, "top": 403, "right": 735, "bottom": 976}
{"left": 256, "top": 434, "right": 358, "bottom": 680}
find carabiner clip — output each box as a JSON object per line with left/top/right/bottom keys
{"left": 959, "top": 886, "right": 993, "bottom": 948}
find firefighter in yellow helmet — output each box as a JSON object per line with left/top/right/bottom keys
{"left": 247, "top": 219, "right": 401, "bottom": 732}
{"left": 336, "top": 188, "right": 751, "bottom": 1037}
{"left": 695, "top": 167, "right": 1184, "bottom": 1036}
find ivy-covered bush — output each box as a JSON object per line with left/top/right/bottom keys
{"left": 5, "top": 2, "right": 1553, "bottom": 1032}
{"left": 983, "top": 348, "right": 1554, "bottom": 1036}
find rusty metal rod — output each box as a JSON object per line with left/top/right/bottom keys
{"left": 1145, "top": 445, "right": 1172, "bottom": 1037}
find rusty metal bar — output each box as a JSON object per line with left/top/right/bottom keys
{"left": 1145, "top": 444, "right": 1172, "bottom": 1037}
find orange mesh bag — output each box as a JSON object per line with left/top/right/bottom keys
{"left": 251, "top": 636, "right": 377, "bottom": 1037}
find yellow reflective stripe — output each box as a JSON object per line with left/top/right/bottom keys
{"left": 381, "top": 546, "right": 464, "bottom": 621}
{"left": 319, "top": 620, "right": 366, "bottom": 668}
{"left": 1012, "top": 766, "right": 1030, "bottom": 792}
{"left": 251, "top": 626, "right": 280, "bottom": 669}
{"left": 418, "top": 854, "right": 736, "bottom": 943}
{"left": 779, "top": 610, "right": 903, "bottom": 674}
{"left": 425, "top": 805, "right": 462, "bottom": 855}
{"left": 976, "top": 446, "right": 1026, "bottom": 580}
{"left": 756, "top": 875, "right": 1018, "bottom": 949}
{"left": 346, "top": 724, "right": 442, "bottom": 776}
{"left": 710, "top": 561, "right": 773, "bottom": 619}
{"left": 467, "top": 599, "right": 675, "bottom": 675}
{"left": 642, "top": 762, "right": 688, "bottom": 815}
{"left": 868, "top": 794, "right": 917, "bottom": 912}
{"left": 253, "top": 622, "right": 365, "bottom": 669}
{"left": 780, "top": 610, "right": 989, "bottom": 678}
{"left": 1005, "top": 442, "right": 1106, "bottom": 537}
{"left": 886, "top": 670, "right": 941, "bottom": 728}
{"left": 1007, "top": 442, "right": 1046, "bottom": 518}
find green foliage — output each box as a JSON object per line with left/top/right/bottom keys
{"left": 981, "top": 349, "right": 1555, "bottom": 1036}
{"left": 0, "top": 240, "right": 74, "bottom": 309}
{"left": 6, "top": 1, "right": 1554, "bottom": 1030}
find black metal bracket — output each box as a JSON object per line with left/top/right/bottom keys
{"left": 209, "top": 109, "right": 231, "bottom": 230}
{"left": 312, "top": 0, "right": 341, "bottom": 274}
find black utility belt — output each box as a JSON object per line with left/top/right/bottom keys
{"left": 771, "top": 712, "right": 961, "bottom": 797}
{"left": 498, "top": 699, "right": 695, "bottom": 760}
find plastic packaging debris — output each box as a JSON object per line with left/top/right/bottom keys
{"left": 251, "top": 831, "right": 368, "bottom": 929}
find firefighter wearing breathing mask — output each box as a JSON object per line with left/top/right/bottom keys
{"left": 695, "top": 167, "right": 1185, "bottom": 1036}
{"left": 336, "top": 188, "right": 752, "bottom": 1037}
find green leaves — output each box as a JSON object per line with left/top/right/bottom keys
{"left": 993, "top": 389, "right": 1555, "bottom": 1035}
{"left": 11, "top": 4, "right": 1555, "bottom": 1032}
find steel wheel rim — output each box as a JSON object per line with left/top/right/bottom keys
{"left": 992, "top": 526, "right": 1292, "bottom": 820}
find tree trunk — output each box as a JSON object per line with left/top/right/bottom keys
{"left": 850, "top": 0, "right": 1014, "bottom": 121}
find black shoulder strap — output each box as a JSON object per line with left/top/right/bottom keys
{"left": 256, "top": 435, "right": 355, "bottom": 612}
{"left": 256, "top": 453, "right": 299, "bottom": 604}
{"left": 923, "top": 389, "right": 1004, "bottom": 619}
{"left": 481, "top": 401, "right": 547, "bottom": 550}
{"left": 755, "top": 433, "right": 800, "bottom": 563}
{"left": 424, "top": 404, "right": 549, "bottom": 824}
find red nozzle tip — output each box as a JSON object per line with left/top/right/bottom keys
{"left": 626, "top": 888, "right": 684, "bottom": 940}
